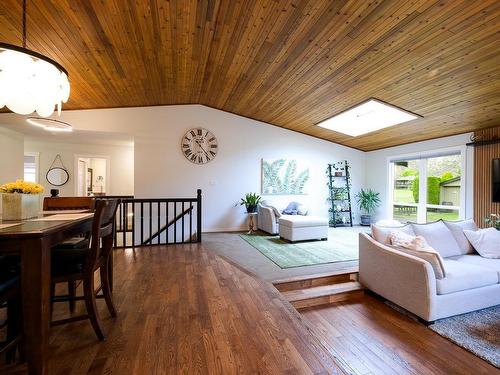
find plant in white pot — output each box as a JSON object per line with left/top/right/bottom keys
{"left": 1, "top": 180, "right": 44, "bottom": 221}
{"left": 355, "top": 188, "right": 381, "bottom": 226}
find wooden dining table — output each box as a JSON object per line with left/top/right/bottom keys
{"left": 0, "top": 212, "right": 94, "bottom": 375}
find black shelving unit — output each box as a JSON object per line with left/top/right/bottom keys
{"left": 327, "top": 161, "right": 353, "bottom": 227}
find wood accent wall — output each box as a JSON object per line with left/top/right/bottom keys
{"left": 473, "top": 127, "right": 500, "bottom": 227}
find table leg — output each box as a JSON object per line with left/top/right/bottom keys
{"left": 21, "top": 237, "right": 51, "bottom": 375}
{"left": 247, "top": 215, "right": 256, "bottom": 235}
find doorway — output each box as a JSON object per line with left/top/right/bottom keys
{"left": 75, "top": 156, "right": 109, "bottom": 196}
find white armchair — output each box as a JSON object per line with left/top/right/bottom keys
{"left": 257, "top": 204, "right": 279, "bottom": 235}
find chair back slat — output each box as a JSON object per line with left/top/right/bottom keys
{"left": 43, "top": 197, "right": 95, "bottom": 211}
{"left": 86, "top": 199, "right": 120, "bottom": 273}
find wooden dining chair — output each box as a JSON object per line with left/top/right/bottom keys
{"left": 0, "top": 256, "right": 23, "bottom": 364}
{"left": 43, "top": 196, "right": 95, "bottom": 211}
{"left": 50, "top": 199, "right": 120, "bottom": 340}
{"left": 44, "top": 196, "right": 96, "bottom": 312}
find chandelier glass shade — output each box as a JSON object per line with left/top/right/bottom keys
{"left": 0, "top": 43, "right": 70, "bottom": 117}
{"left": 0, "top": 0, "right": 70, "bottom": 118}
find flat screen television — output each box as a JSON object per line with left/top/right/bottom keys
{"left": 493, "top": 158, "right": 500, "bottom": 203}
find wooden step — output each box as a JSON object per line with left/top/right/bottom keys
{"left": 282, "top": 281, "right": 364, "bottom": 310}
{"left": 272, "top": 268, "right": 358, "bottom": 292}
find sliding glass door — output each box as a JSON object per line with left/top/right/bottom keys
{"left": 390, "top": 152, "right": 463, "bottom": 223}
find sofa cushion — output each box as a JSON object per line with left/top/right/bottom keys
{"left": 443, "top": 219, "right": 478, "bottom": 254}
{"left": 449, "top": 254, "right": 500, "bottom": 279}
{"left": 371, "top": 223, "right": 415, "bottom": 245}
{"left": 463, "top": 228, "right": 500, "bottom": 259}
{"left": 279, "top": 215, "right": 328, "bottom": 228}
{"left": 436, "top": 259, "right": 498, "bottom": 295}
{"left": 411, "top": 220, "right": 461, "bottom": 258}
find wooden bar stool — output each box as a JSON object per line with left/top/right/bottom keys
{"left": 0, "top": 256, "right": 23, "bottom": 364}
{"left": 50, "top": 199, "right": 120, "bottom": 340}
{"left": 44, "top": 197, "right": 95, "bottom": 312}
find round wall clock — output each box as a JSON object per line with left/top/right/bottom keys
{"left": 181, "top": 127, "right": 218, "bottom": 164}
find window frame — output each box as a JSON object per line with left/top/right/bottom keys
{"left": 386, "top": 146, "right": 467, "bottom": 223}
{"left": 24, "top": 151, "right": 40, "bottom": 183}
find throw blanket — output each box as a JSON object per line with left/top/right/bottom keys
{"left": 282, "top": 201, "right": 308, "bottom": 215}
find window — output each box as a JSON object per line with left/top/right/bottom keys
{"left": 24, "top": 153, "right": 39, "bottom": 183}
{"left": 389, "top": 150, "right": 464, "bottom": 223}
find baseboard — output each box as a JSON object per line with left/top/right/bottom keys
{"left": 202, "top": 226, "right": 247, "bottom": 233}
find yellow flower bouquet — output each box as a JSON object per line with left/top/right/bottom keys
{"left": 0, "top": 180, "right": 44, "bottom": 194}
{"left": 1, "top": 180, "right": 44, "bottom": 220}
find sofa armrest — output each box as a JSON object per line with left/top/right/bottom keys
{"left": 257, "top": 206, "right": 278, "bottom": 234}
{"left": 359, "top": 233, "right": 436, "bottom": 321}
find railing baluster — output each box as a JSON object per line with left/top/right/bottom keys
{"left": 140, "top": 202, "right": 144, "bottom": 245}
{"left": 166, "top": 201, "right": 169, "bottom": 244}
{"left": 157, "top": 201, "right": 161, "bottom": 245}
{"left": 189, "top": 203, "right": 193, "bottom": 243}
{"left": 181, "top": 202, "right": 185, "bottom": 243}
{"left": 132, "top": 201, "right": 135, "bottom": 248}
{"left": 122, "top": 201, "right": 126, "bottom": 247}
{"left": 149, "top": 202, "right": 152, "bottom": 247}
{"left": 174, "top": 202, "right": 177, "bottom": 243}
{"left": 197, "top": 189, "right": 202, "bottom": 243}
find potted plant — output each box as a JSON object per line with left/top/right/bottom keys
{"left": 238, "top": 192, "right": 262, "bottom": 213}
{"left": 355, "top": 188, "right": 381, "bottom": 226}
{"left": 484, "top": 213, "right": 500, "bottom": 230}
{"left": 0, "top": 180, "right": 44, "bottom": 220}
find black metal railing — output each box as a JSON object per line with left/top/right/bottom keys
{"left": 96, "top": 190, "right": 202, "bottom": 248}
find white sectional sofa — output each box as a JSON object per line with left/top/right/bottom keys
{"left": 359, "top": 220, "right": 500, "bottom": 323}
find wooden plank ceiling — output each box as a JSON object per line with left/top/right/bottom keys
{"left": 0, "top": 0, "right": 499, "bottom": 151}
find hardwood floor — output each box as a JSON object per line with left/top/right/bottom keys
{"left": 2, "top": 244, "right": 498, "bottom": 374}
{"left": 1, "top": 244, "right": 346, "bottom": 374}
{"left": 301, "top": 297, "right": 500, "bottom": 375}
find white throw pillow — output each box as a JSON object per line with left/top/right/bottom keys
{"left": 444, "top": 219, "right": 478, "bottom": 254}
{"left": 463, "top": 228, "right": 500, "bottom": 258}
{"left": 371, "top": 223, "right": 415, "bottom": 245}
{"left": 389, "top": 231, "right": 447, "bottom": 279}
{"left": 411, "top": 220, "right": 461, "bottom": 258}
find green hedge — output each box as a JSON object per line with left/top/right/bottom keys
{"left": 412, "top": 176, "right": 441, "bottom": 204}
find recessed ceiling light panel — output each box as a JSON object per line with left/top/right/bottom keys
{"left": 26, "top": 117, "right": 73, "bottom": 132}
{"left": 316, "top": 98, "right": 421, "bottom": 137}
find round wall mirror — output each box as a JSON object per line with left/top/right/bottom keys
{"left": 46, "top": 167, "right": 69, "bottom": 186}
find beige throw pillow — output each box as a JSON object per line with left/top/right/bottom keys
{"left": 371, "top": 223, "right": 415, "bottom": 245}
{"left": 389, "top": 230, "right": 447, "bottom": 279}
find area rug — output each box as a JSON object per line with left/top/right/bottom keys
{"left": 239, "top": 231, "right": 358, "bottom": 268}
{"left": 429, "top": 306, "right": 500, "bottom": 368}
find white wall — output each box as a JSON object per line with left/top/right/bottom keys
{"left": 4, "top": 105, "right": 364, "bottom": 232}
{"left": 0, "top": 127, "right": 24, "bottom": 183}
{"left": 0, "top": 105, "right": 478, "bottom": 231}
{"left": 132, "top": 106, "right": 366, "bottom": 231}
{"left": 24, "top": 139, "right": 134, "bottom": 199}
{"left": 365, "top": 133, "right": 474, "bottom": 221}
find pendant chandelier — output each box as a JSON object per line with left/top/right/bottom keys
{"left": 0, "top": 0, "right": 70, "bottom": 117}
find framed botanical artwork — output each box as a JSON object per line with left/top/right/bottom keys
{"left": 261, "top": 159, "right": 310, "bottom": 195}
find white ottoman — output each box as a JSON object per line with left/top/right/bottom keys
{"left": 279, "top": 215, "right": 329, "bottom": 242}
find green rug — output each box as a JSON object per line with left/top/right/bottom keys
{"left": 239, "top": 231, "right": 358, "bottom": 269}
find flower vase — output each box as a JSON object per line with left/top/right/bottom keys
{"left": 1, "top": 193, "right": 40, "bottom": 221}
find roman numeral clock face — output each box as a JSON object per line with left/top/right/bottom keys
{"left": 181, "top": 128, "right": 218, "bottom": 164}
